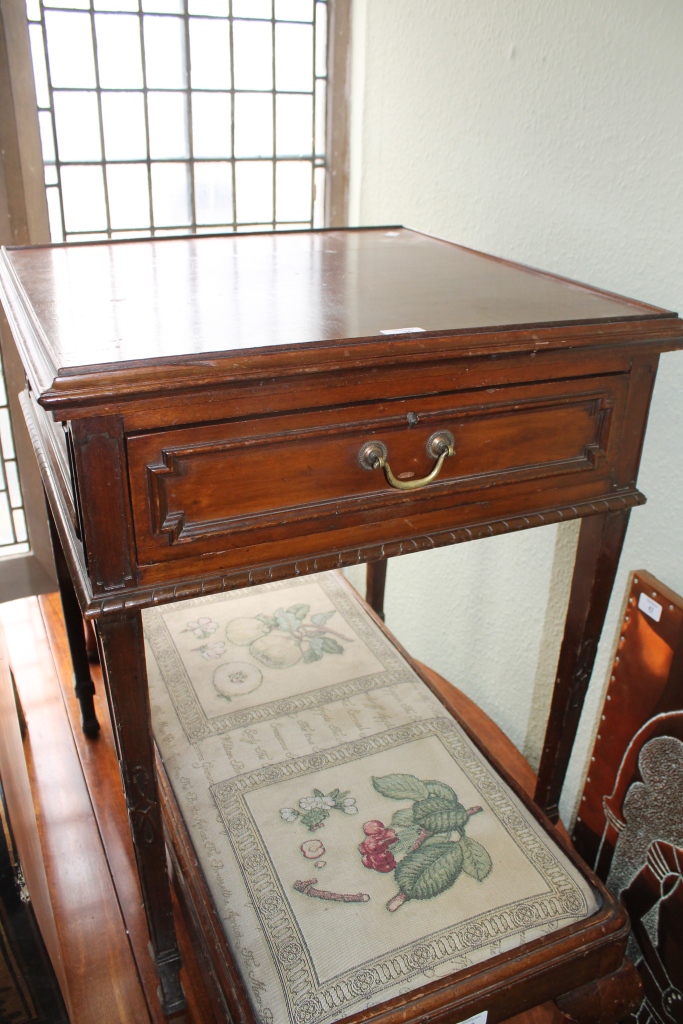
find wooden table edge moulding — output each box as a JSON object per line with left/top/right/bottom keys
{"left": 0, "top": 225, "right": 680, "bottom": 1019}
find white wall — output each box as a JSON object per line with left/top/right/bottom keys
{"left": 345, "top": 0, "right": 683, "bottom": 823}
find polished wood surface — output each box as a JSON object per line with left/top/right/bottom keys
{"left": 0, "top": 617, "right": 67, "bottom": 1014}
{"left": 0, "top": 229, "right": 672, "bottom": 392}
{"left": 0, "top": 596, "right": 150, "bottom": 1024}
{"left": 3, "top": 227, "right": 680, "bottom": 1013}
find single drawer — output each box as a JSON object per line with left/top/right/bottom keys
{"left": 127, "top": 374, "right": 628, "bottom": 569}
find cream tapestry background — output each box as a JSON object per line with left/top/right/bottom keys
{"left": 145, "top": 572, "right": 598, "bottom": 1024}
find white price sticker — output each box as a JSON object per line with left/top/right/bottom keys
{"left": 379, "top": 327, "right": 426, "bottom": 335}
{"left": 456, "top": 1013, "right": 487, "bottom": 1024}
{"left": 638, "top": 592, "right": 663, "bottom": 622}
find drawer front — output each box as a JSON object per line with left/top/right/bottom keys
{"left": 127, "top": 375, "right": 628, "bottom": 568}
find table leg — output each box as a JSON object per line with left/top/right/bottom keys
{"left": 45, "top": 499, "right": 100, "bottom": 738}
{"left": 366, "top": 559, "right": 388, "bottom": 620}
{"left": 535, "top": 509, "right": 630, "bottom": 822}
{"left": 96, "top": 610, "right": 186, "bottom": 1015}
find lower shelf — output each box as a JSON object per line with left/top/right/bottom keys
{"left": 146, "top": 570, "right": 630, "bottom": 1024}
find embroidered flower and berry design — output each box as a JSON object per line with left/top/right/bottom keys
{"left": 182, "top": 617, "right": 228, "bottom": 660}
{"left": 359, "top": 773, "right": 492, "bottom": 912}
{"left": 280, "top": 788, "right": 358, "bottom": 831}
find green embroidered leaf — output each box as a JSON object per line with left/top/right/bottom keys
{"left": 311, "top": 611, "right": 335, "bottom": 626}
{"left": 257, "top": 614, "right": 278, "bottom": 628}
{"left": 287, "top": 603, "right": 310, "bottom": 620}
{"left": 459, "top": 837, "right": 493, "bottom": 881}
{"left": 300, "top": 808, "right": 328, "bottom": 830}
{"left": 302, "top": 647, "right": 322, "bottom": 663}
{"left": 396, "top": 840, "right": 464, "bottom": 901}
{"left": 412, "top": 797, "right": 469, "bottom": 834}
{"left": 422, "top": 833, "right": 452, "bottom": 846}
{"left": 274, "top": 608, "right": 300, "bottom": 633}
{"left": 392, "top": 824, "right": 423, "bottom": 855}
{"left": 424, "top": 780, "right": 458, "bottom": 802}
{"left": 391, "top": 808, "right": 415, "bottom": 827}
{"left": 313, "top": 789, "right": 324, "bottom": 797}
{"left": 321, "top": 637, "right": 343, "bottom": 655}
{"left": 372, "top": 774, "right": 430, "bottom": 801}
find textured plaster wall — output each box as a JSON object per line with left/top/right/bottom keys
{"left": 345, "top": 0, "right": 683, "bottom": 822}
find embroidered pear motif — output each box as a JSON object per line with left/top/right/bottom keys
{"left": 225, "top": 604, "right": 353, "bottom": 669}
{"left": 364, "top": 774, "right": 492, "bottom": 911}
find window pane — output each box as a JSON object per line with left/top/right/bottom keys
{"left": 60, "top": 165, "right": 108, "bottom": 232}
{"left": 0, "top": 410, "right": 15, "bottom": 460}
{"left": 95, "top": 14, "right": 144, "bottom": 89}
{"left": 95, "top": 0, "right": 140, "bottom": 10}
{"left": 189, "top": 17, "right": 231, "bottom": 90}
{"left": 46, "top": 186, "right": 64, "bottom": 241}
{"left": 142, "top": 0, "right": 182, "bottom": 11}
{"left": 275, "top": 22, "right": 313, "bottom": 92}
{"left": 232, "top": 0, "right": 271, "bottom": 17}
{"left": 151, "top": 162, "right": 191, "bottom": 226}
{"left": 44, "top": 165, "right": 59, "bottom": 185}
{"left": 234, "top": 93, "right": 272, "bottom": 158}
{"left": 276, "top": 160, "right": 311, "bottom": 222}
{"left": 28, "top": 25, "right": 50, "bottom": 108}
{"left": 12, "top": 509, "right": 28, "bottom": 544}
{"left": 276, "top": 93, "right": 312, "bottom": 156}
{"left": 0, "top": 493, "right": 15, "bottom": 546}
{"left": 26, "top": 0, "right": 41, "bottom": 20}
{"left": 194, "top": 162, "right": 233, "bottom": 225}
{"left": 38, "top": 110, "right": 56, "bottom": 163}
{"left": 107, "top": 164, "right": 151, "bottom": 228}
{"left": 314, "top": 78, "right": 325, "bottom": 156}
{"left": 315, "top": 1, "right": 327, "bottom": 78}
{"left": 275, "top": 0, "right": 313, "bottom": 22}
{"left": 144, "top": 15, "right": 187, "bottom": 88}
{"left": 102, "top": 92, "right": 147, "bottom": 160}
{"left": 235, "top": 161, "right": 272, "bottom": 223}
{"left": 148, "top": 92, "right": 189, "bottom": 158}
{"left": 188, "top": 0, "right": 228, "bottom": 14}
{"left": 44, "top": 11, "right": 97, "bottom": 89}
{"left": 54, "top": 92, "right": 102, "bottom": 162}
{"left": 6, "top": 462, "right": 22, "bottom": 508}
{"left": 192, "top": 93, "right": 231, "bottom": 158}
{"left": 45, "top": 0, "right": 90, "bottom": 9}
{"left": 232, "top": 20, "right": 272, "bottom": 91}
{"left": 313, "top": 163, "right": 325, "bottom": 227}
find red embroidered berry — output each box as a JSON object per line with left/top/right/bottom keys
{"left": 363, "top": 820, "right": 386, "bottom": 836}
{"left": 359, "top": 822, "right": 399, "bottom": 872}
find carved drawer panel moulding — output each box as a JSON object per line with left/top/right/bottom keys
{"left": 131, "top": 380, "right": 622, "bottom": 564}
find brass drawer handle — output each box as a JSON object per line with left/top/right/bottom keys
{"left": 358, "top": 430, "right": 455, "bottom": 491}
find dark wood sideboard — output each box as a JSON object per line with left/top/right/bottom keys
{"left": 0, "top": 226, "right": 680, "bottom": 1017}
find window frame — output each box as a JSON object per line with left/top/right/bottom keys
{"left": 0, "top": 0, "right": 351, "bottom": 601}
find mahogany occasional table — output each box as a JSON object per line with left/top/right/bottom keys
{"left": 0, "top": 227, "right": 680, "bottom": 1016}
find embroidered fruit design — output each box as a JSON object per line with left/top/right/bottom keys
{"left": 360, "top": 773, "right": 491, "bottom": 912}
{"left": 224, "top": 604, "right": 352, "bottom": 669}
{"left": 358, "top": 820, "right": 398, "bottom": 872}
{"left": 280, "top": 787, "right": 358, "bottom": 830}
{"left": 213, "top": 661, "right": 263, "bottom": 700}
{"left": 300, "top": 839, "right": 325, "bottom": 860}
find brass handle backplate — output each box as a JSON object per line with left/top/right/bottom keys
{"left": 358, "top": 430, "right": 455, "bottom": 491}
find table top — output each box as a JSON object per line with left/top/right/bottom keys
{"left": 1, "top": 227, "right": 679, "bottom": 411}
